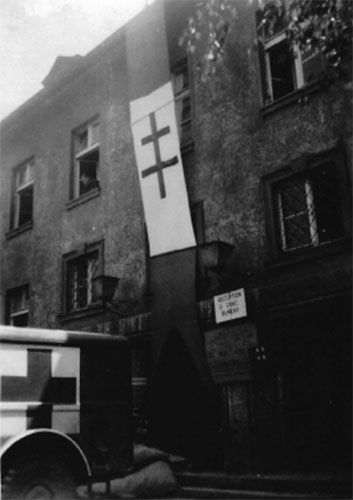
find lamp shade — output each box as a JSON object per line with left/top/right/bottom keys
{"left": 199, "top": 241, "right": 234, "bottom": 270}
{"left": 92, "top": 275, "right": 120, "bottom": 303}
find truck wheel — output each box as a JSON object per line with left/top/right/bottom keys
{"left": 1, "top": 453, "right": 78, "bottom": 500}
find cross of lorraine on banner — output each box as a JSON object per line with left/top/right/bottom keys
{"left": 130, "top": 82, "right": 196, "bottom": 256}
{"left": 141, "top": 112, "right": 178, "bottom": 199}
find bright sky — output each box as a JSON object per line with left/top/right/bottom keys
{"left": 0, "top": 0, "right": 147, "bottom": 121}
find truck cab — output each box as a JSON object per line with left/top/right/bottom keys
{"left": 0, "top": 325, "right": 133, "bottom": 499}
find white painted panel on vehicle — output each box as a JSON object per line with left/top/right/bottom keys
{"left": 1, "top": 414, "right": 27, "bottom": 437}
{"left": 0, "top": 346, "right": 27, "bottom": 376}
{"left": 51, "top": 347, "right": 79, "bottom": 378}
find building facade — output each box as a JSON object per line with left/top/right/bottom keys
{"left": 0, "top": 0, "right": 351, "bottom": 476}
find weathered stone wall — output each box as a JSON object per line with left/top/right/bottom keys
{"left": 0, "top": 35, "right": 147, "bottom": 329}
{"left": 188, "top": 0, "right": 352, "bottom": 304}
{"left": 1, "top": 0, "right": 351, "bottom": 326}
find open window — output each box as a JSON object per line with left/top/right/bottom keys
{"left": 11, "top": 159, "right": 34, "bottom": 230}
{"left": 257, "top": 2, "right": 325, "bottom": 105}
{"left": 72, "top": 119, "right": 100, "bottom": 199}
{"left": 263, "top": 32, "right": 324, "bottom": 103}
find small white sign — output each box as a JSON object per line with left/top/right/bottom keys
{"left": 214, "top": 288, "right": 247, "bottom": 324}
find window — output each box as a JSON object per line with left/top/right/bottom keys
{"left": 263, "top": 32, "right": 324, "bottom": 103}
{"left": 257, "top": 1, "right": 325, "bottom": 105}
{"left": 6, "top": 285, "right": 29, "bottom": 326}
{"left": 63, "top": 242, "right": 102, "bottom": 313}
{"left": 275, "top": 164, "right": 343, "bottom": 251}
{"left": 11, "top": 159, "right": 34, "bottom": 229}
{"left": 264, "top": 148, "right": 351, "bottom": 258}
{"left": 172, "top": 59, "right": 192, "bottom": 147}
{"left": 72, "top": 119, "right": 100, "bottom": 199}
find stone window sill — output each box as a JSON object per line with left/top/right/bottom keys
{"left": 261, "top": 80, "right": 323, "bottom": 117}
{"left": 58, "top": 303, "right": 104, "bottom": 323}
{"left": 66, "top": 187, "right": 100, "bottom": 211}
{"left": 265, "top": 237, "right": 352, "bottom": 271}
{"left": 6, "top": 221, "right": 33, "bottom": 239}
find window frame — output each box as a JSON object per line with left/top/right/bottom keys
{"left": 10, "top": 158, "right": 34, "bottom": 231}
{"left": 263, "top": 146, "right": 351, "bottom": 263}
{"left": 70, "top": 118, "right": 100, "bottom": 201}
{"left": 263, "top": 30, "right": 324, "bottom": 105}
{"left": 6, "top": 284, "right": 30, "bottom": 326}
{"left": 62, "top": 240, "right": 104, "bottom": 315}
{"left": 172, "top": 58, "right": 193, "bottom": 151}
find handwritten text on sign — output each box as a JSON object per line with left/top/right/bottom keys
{"left": 214, "top": 288, "right": 247, "bottom": 324}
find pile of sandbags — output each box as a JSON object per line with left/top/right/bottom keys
{"left": 77, "top": 444, "right": 184, "bottom": 499}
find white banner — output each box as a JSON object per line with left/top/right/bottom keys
{"left": 130, "top": 82, "right": 196, "bottom": 256}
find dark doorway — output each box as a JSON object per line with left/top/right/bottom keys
{"left": 253, "top": 299, "right": 352, "bottom": 474}
{"left": 148, "top": 328, "right": 220, "bottom": 467}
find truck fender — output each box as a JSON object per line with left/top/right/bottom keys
{"left": 0, "top": 428, "right": 92, "bottom": 484}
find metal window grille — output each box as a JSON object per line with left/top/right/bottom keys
{"left": 275, "top": 164, "right": 343, "bottom": 252}
{"left": 66, "top": 251, "right": 99, "bottom": 311}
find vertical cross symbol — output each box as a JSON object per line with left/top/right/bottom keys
{"left": 1, "top": 349, "right": 76, "bottom": 403}
{"left": 141, "top": 112, "right": 178, "bottom": 199}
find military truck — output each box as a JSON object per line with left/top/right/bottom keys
{"left": 0, "top": 325, "right": 133, "bottom": 499}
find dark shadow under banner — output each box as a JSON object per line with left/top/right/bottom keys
{"left": 147, "top": 248, "right": 221, "bottom": 466}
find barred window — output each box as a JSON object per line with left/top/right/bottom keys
{"left": 274, "top": 162, "right": 345, "bottom": 253}
{"left": 263, "top": 147, "right": 351, "bottom": 260}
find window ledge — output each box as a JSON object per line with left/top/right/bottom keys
{"left": 66, "top": 187, "right": 100, "bottom": 211}
{"left": 265, "top": 237, "right": 352, "bottom": 270}
{"left": 58, "top": 303, "right": 104, "bottom": 323}
{"left": 261, "top": 80, "right": 323, "bottom": 117}
{"left": 6, "top": 221, "right": 33, "bottom": 239}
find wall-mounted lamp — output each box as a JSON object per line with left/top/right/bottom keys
{"left": 92, "top": 275, "right": 120, "bottom": 304}
{"left": 199, "top": 241, "right": 234, "bottom": 271}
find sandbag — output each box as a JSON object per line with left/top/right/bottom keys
{"left": 77, "top": 460, "right": 179, "bottom": 499}
{"left": 133, "top": 444, "right": 169, "bottom": 468}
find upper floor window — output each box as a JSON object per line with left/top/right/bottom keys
{"left": 257, "top": 1, "right": 325, "bottom": 105}
{"left": 72, "top": 119, "right": 100, "bottom": 199}
{"left": 63, "top": 241, "right": 103, "bottom": 314}
{"left": 172, "top": 59, "right": 192, "bottom": 147}
{"left": 263, "top": 32, "right": 324, "bottom": 103}
{"left": 6, "top": 284, "right": 29, "bottom": 326}
{"left": 11, "top": 159, "right": 34, "bottom": 229}
{"left": 263, "top": 147, "right": 351, "bottom": 259}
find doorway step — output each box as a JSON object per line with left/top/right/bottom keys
{"left": 175, "top": 471, "right": 350, "bottom": 499}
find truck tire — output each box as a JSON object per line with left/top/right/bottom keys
{"left": 1, "top": 452, "right": 78, "bottom": 500}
